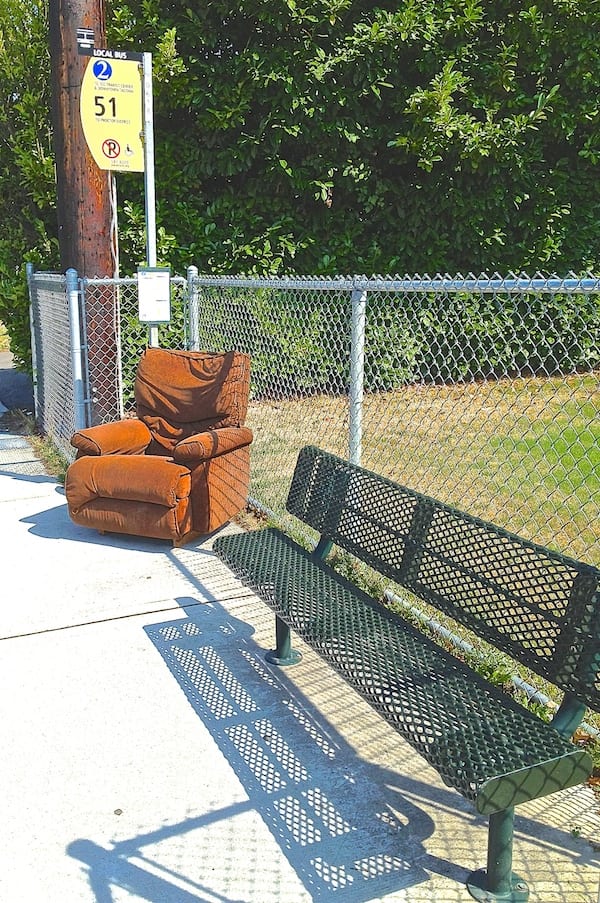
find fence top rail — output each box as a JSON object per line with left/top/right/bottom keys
{"left": 28, "top": 270, "right": 600, "bottom": 295}
{"left": 80, "top": 275, "right": 186, "bottom": 287}
{"left": 193, "top": 273, "right": 600, "bottom": 294}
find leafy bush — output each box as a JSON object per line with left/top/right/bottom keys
{"left": 4, "top": 0, "right": 600, "bottom": 377}
{"left": 0, "top": 0, "right": 58, "bottom": 371}
{"left": 107, "top": 0, "right": 600, "bottom": 280}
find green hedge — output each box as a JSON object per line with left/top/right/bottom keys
{"left": 192, "top": 287, "right": 599, "bottom": 397}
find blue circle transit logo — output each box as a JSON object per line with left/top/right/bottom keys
{"left": 93, "top": 59, "right": 113, "bottom": 81}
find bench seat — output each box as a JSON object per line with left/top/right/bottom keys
{"left": 215, "top": 526, "right": 591, "bottom": 816}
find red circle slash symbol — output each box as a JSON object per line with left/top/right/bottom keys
{"left": 102, "top": 139, "right": 120, "bottom": 159}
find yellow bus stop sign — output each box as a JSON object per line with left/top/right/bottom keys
{"left": 80, "top": 52, "right": 145, "bottom": 172}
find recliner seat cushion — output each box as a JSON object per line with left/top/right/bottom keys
{"left": 66, "top": 455, "right": 191, "bottom": 510}
{"left": 65, "top": 455, "right": 193, "bottom": 541}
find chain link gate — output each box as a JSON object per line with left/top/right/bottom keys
{"left": 27, "top": 268, "right": 84, "bottom": 462}
{"left": 27, "top": 269, "right": 189, "bottom": 453}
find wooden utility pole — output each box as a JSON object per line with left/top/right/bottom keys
{"left": 49, "top": 0, "right": 113, "bottom": 276}
{"left": 49, "top": 0, "right": 120, "bottom": 423}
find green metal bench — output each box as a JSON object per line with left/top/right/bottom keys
{"left": 213, "top": 445, "right": 600, "bottom": 902}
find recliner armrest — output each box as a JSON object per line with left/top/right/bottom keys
{"left": 71, "top": 419, "right": 153, "bottom": 457}
{"left": 173, "top": 427, "right": 253, "bottom": 465}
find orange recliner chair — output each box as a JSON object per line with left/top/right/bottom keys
{"left": 65, "top": 348, "right": 253, "bottom": 544}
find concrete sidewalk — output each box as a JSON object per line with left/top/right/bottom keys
{"left": 0, "top": 381, "right": 598, "bottom": 901}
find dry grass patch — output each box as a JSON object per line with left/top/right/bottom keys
{"left": 248, "top": 373, "right": 599, "bottom": 564}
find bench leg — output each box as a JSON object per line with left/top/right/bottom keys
{"left": 265, "top": 615, "right": 302, "bottom": 666}
{"left": 466, "top": 808, "right": 529, "bottom": 902}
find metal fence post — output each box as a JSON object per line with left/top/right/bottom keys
{"left": 187, "top": 265, "right": 200, "bottom": 350}
{"left": 66, "top": 268, "right": 88, "bottom": 431}
{"left": 349, "top": 286, "right": 367, "bottom": 466}
{"left": 26, "top": 263, "right": 38, "bottom": 418}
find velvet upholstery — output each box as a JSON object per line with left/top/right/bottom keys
{"left": 65, "top": 348, "right": 253, "bottom": 543}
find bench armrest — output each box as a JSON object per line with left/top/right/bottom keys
{"left": 71, "top": 420, "right": 152, "bottom": 457}
{"left": 173, "top": 427, "right": 253, "bottom": 465}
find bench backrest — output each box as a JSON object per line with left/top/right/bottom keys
{"left": 286, "top": 446, "right": 600, "bottom": 711}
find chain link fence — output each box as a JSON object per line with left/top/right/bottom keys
{"left": 27, "top": 269, "right": 82, "bottom": 462}
{"left": 191, "top": 274, "right": 599, "bottom": 566}
{"left": 28, "top": 270, "right": 188, "bottom": 439}
{"left": 83, "top": 275, "right": 188, "bottom": 424}
{"left": 28, "top": 268, "right": 599, "bottom": 566}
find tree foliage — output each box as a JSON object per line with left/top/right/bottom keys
{"left": 0, "top": 0, "right": 57, "bottom": 367}
{"left": 110, "top": 0, "right": 600, "bottom": 276}
{"left": 1, "top": 0, "right": 600, "bottom": 368}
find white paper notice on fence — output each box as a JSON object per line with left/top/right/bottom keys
{"left": 137, "top": 267, "right": 171, "bottom": 323}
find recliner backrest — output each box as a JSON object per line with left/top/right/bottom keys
{"left": 135, "top": 348, "right": 251, "bottom": 454}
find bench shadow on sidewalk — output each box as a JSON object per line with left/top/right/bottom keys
{"left": 56, "top": 542, "right": 599, "bottom": 902}
{"left": 68, "top": 595, "right": 434, "bottom": 902}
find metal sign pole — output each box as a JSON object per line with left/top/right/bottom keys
{"left": 142, "top": 51, "right": 159, "bottom": 346}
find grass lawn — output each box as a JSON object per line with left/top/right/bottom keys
{"left": 248, "top": 372, "right": 600, "bottom": 565}
{"left": 0, "top": 322, "right": 9, "bottom": 352}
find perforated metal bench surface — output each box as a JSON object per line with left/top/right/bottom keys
{"left": 214, "top": 525, "right": 591, "bottom": 813}
{"left": 213, "top": 445, "right": 600, "bottom": 902}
